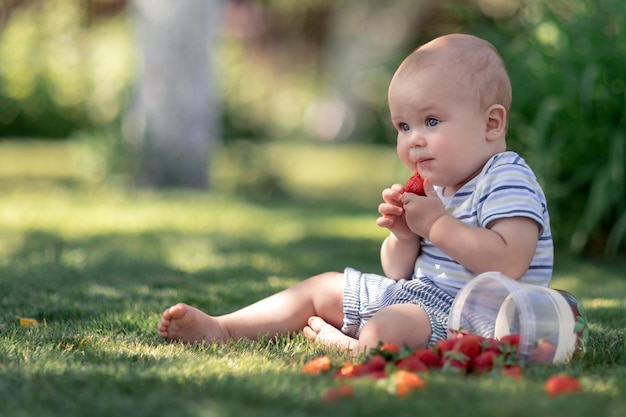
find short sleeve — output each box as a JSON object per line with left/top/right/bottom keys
{"left": 475, "top": 159, "right": 547, "bottom": 233}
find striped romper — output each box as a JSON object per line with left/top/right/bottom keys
{"left": 341, "top": 151, "right": 554, "bottom": 346}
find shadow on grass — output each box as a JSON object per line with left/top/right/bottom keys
{"left": 0, "top": 222, "right": 382, "bottom": 327}
{"left": 0, "top": 362, "right": 326, "bottom": 417}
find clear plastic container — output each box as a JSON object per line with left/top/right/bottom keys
{"left": 447, "top": 272, "right": 588, "bottom": 364}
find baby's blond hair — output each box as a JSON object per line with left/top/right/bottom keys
{"left": 395, "top": 34, "right": 512, "bottom": 117}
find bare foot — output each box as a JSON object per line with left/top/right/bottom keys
{"left": 157, "top": 303, "right": 229, "bottom": 344}
{"left": 303, "top": 316, "right": 359, "bottom": 351}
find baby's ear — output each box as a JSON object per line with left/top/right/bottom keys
{"left": 485, "top": 104, "right": 507, "bottom": 141}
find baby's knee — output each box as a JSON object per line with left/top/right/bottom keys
{"left": 359, "top": 304, "right": 432, "bottom": 349}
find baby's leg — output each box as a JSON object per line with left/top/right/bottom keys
{"left": 357, "top": 304, "right": 432, "bottom": 349}
{"left": 304, "top": 303, "right": 432, "bottom": 352}
{"left": 158, "top": 303, "right": 227, "bottom": 343}
{"left": 158, "top": 271, "right": 345, "bottom": 344}
{"left": 303, "top": 316, "right": 360, "bottom": 351}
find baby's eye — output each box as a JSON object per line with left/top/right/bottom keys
{"left": 399, "top": 123, "right": 410, "bottom": 132}
{"left": 426, "top": 117, "right": 439, "bottom": 127}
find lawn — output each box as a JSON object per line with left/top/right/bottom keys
{"left": 0, "top": 140, "right": 625, "bottom": 417}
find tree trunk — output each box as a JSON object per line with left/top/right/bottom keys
{"left": 128, "top": 0, "right": 222, "bottom": 189}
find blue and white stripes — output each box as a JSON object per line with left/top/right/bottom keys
{"left": 342, "top": 268, "right": 454, "bottom": 345}
{"left": 417, "top": 151, "right": 554, "bottom": 296}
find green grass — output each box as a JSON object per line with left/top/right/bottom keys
{"left": 0, "top": 141, "right": 625, "bottom": 417}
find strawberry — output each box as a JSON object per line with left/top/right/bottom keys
{"left": 500, "top": 333, "right": 520, "bottom": 346}
{"left": 302, "top": 355, "right": 332, "bottom": 375}
{"left": 360, "top": 355, "right": 387, "bottom": 376}
{"left": 544, "top": 374, "right": 581, "bottom": 397}
{"left": 499, "top": 333, "right": 521, "bottom": 350}
{"left": 413, "top": 348, "right": 442, "bottom": 368}
{"left": 333, "top": 363, "right": 363, "bottom": 379}
{"left": 372, "top": 342, "right": 401, "bottom": 360}
{"left": 470, "top": 350, "right": 497, "bottom": 374}
{"left": 530, "top": 339, "right": 557, "bottom": 364}
{"left": 365, "top": 370, "right": 388, "bottom": 380}
{"left": 434, "top": 338, "right": 458, "bottom": 358}
{"left": 379, "top": 343, "right": 400, "bottom": 353}
{"left": 322, "top": 384, "right": 355, "bottom": 402}
{"left": 394, "top": 370, "right": 426, "bottom": 397}
{"left": 442, "top": 355, "right": 470, "bottom": 373}
{"left": 404, "top": 171, "right": 425, "bottom": 196}
{"left": 395, "top": 356, "right": 428, "bottom": 373}
{"left": 452, "top": 333, "right": 484, "bottom": 359}
{"left": 503, "top": 365, "right": 523, "bottom": 380}
{"left": 483, "top": 337, "right": 504, "bottom": 353}
{"left": 333, "top": 355, "right": 388, "bottom": 379}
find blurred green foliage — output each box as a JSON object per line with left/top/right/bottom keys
{"left": 0, "top": 0, "right": 132, "bottom": 138}
{"left": 459, "top": 0, "right": 626, "bottom": 257}
{"left": 0, "top": 0, "right": 624, "bottom": 257}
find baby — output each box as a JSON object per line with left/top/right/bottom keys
{"left": 158, "top": 33, "right": 553, "bottom": 352}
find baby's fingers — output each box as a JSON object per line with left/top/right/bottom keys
{"left": 378, "top": 202, "right": 403, "bottom": 218}
{"left": 382, "top": 184, "right": 404, "bottom": 204}
{"left": 376, "top": 215, "right": 396, "bottom": 229}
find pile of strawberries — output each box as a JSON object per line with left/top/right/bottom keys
{"left": 302, "top": 331, "right": 581, "bottom": 401}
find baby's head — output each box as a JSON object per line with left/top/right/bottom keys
{"left": 392, "top": 34, "right": 511, "bottom": 121}
{"left": 389, "top": 34, "right": 512, "bottom": 193}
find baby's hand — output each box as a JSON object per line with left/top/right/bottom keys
{"left": 376, "top": 184, "right": 416, "bottom": 240}
{"left": 401, "top": 178, "right": 447, "bottom": 238}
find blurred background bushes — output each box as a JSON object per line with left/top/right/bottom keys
{"left": 0, "top": 0, "right": 131, "bottom": 137}
{"left": 0, "top": 0, "right": 624, "bottom": 258}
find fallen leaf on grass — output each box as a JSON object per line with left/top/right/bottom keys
{"left": 18, "top": 317, "right": 46, "bottom": 327}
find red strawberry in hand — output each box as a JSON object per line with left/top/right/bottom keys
{"left": 404, "top": 172, "right": 425, "bottom": 196}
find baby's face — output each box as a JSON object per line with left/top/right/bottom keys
{"left": 388, "top": 66, "right": 498, "bottom": 195}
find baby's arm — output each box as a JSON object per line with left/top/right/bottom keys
{"left": 402, "top": 180, "right": 539, "bottom": 279}
{"left": 376, "top": 184, "right": 420, "bottom": 280}
{"left": 428, "top": 215, "right": 539, "bottom": 279}
{"left": 379, "top": 234, "right": 420, "bottom": 280}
